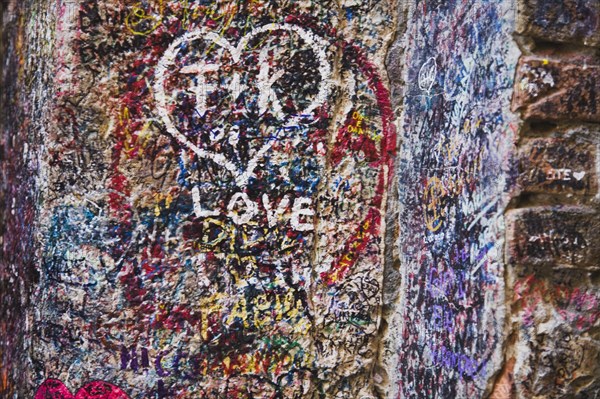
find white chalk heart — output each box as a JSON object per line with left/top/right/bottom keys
{"left": 573, "top": 171, "right": 586, "bottom": 181}
{"left": 153, "top": 23, "right": 332, "bottom": 187}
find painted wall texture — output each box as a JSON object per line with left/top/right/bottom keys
{"left": 382, "top": 1, "right": 519, "bottom": 398}
{"left": 2, "top": 0, "right": 397, "bottom": 397}
{"left": 1, "top": 0, "right": 599, "bottom": 398}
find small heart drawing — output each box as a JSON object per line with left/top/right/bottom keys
{"left": 34, "top": 379, "right": 130, "bottom": 399}
{"left": 153, "top": 23, "right": 332, "bottom": 187}
{"left": 573, "top": 171, "right": 586, "bottom": 181}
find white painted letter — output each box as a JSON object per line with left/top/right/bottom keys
{"left": 262, "top": 194, "right": 291, "bottom": 227}
{"left": 227, "top": 192, "right": 258, "bottom": 225}
{"left": 291, "top": 197, "right": 314, "bottom": 231}
{"left": 192, "top": 186, "right": 219, "bottom": 218}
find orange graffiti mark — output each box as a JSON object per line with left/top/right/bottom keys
{"left": 462, "top": 117, "right": 483, "bottom": 135}
{"left": 348, "top": 111, "right": 365, "bottom": 135}
{"left": 117, "top": 107, "right": 150, "bottom": 156}
{"left": 321, "top": 209, "right": 380, "bottom": 285}
{"left": 424, "top": 176, "right": 447, "bottom": 232}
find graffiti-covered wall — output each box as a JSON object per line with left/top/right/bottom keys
{"left": 383, "top": 1, "right": 519, "bottom": 398}
{"left": 2, "top": 0, "right": 398, "bottom": 397}
{"left": 2, "top": 0, "right": 600, "bottom": 398}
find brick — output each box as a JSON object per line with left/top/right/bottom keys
{"left": 517, "top": 0, "right": 600, "bottom": 47}
{"left": 517, "top": 138, "right": 597, "bottom": 195}
{"left": 506, "top": 207, "right": 600, "bottom": 268}
{"left": 516, "top": 324, "right": 600, "bottom": 397}
{"left": 512, "top": 56, "right": 600, "bottom": 122}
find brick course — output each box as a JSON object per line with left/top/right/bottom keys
{"left": 517, "top": 0, "right": 600, "bottom": 47}
{"left": 516, "top": 137, "right": 597, "bottom": 196}
{"left": 507, "top": 207, "right": 600, "bottom": 269}
{"left": 512, "top": 56, "right": 600, "bottom": 122}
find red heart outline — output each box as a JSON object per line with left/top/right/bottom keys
{"left": 34, "top": 379, "right": 130, "bottom": 399}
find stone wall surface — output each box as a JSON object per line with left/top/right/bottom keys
{"left": 1, "top": 0, "right": 599, "bottom": 399}
{"left": 506, "top": 0, "right": 600, "bottom": 397}
{"left": 382, "top": 1, "right": 519, "bottom": 398}
{"left": 2, "top": 0, "right": 398, "bottom": 397}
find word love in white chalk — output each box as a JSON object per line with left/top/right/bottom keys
{"left": 154, "top": 23, "right": 333, "bottom": 188}
{"left": 192, "top": 187, "right": 315, "bottom": 231}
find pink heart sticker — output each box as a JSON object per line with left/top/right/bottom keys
{"left": 34, "top": 379, "right": 130, "bottom": 399}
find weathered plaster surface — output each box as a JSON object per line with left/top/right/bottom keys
{"left": 3, "top": 0, "right": 600, "bottom": 398}
{"left": 3, "top": 0, "right": 400, "bottom": 397}
{"left": 383, "top": 1, "right": 520, "bottom": 398}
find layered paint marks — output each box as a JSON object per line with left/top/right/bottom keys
{"left": 6, "top": 0, "right": 399, "bottom": 397}
{"left": 385, "top": 1, "right": 519, "bottom": 398}
{"left": 34, "top": 379, "right": 131, "bottom": 399}
{"left": 0, "top": 0, "right": 60, "bottom": 397}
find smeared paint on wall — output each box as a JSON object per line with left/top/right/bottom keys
{"left": 385, "top": 1, "right": 519, "bottom": 397}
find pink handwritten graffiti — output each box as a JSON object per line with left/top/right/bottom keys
{"left": 34, "top": 379, "right": 130, "bottom": 399}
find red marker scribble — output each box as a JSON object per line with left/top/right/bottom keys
{"left": 320, "top": 208, "right": 382, "bottom": 286}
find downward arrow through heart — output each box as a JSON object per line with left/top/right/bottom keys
{"left": 34, "top": 379, "right": 130, "bottom": 399}
{"left": 153, "top": 23, "right": 332, "bottom": 187}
